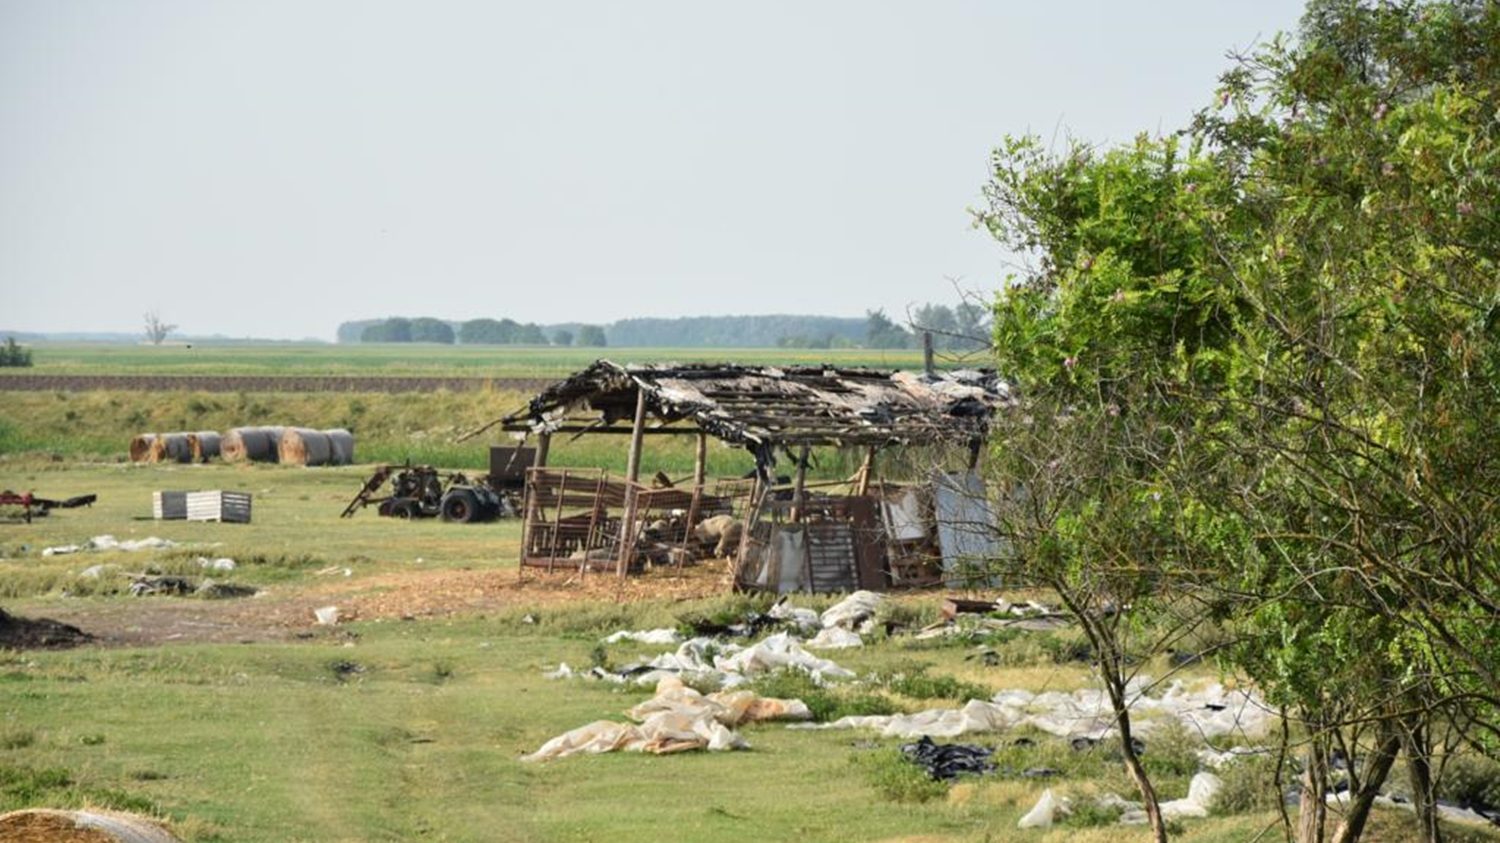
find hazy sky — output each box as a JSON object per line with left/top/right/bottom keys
{"left": 2, "top": 0, "right": 1305, "bottom": 340}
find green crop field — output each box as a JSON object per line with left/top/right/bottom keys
{"left": 0, "top": 342, "right": 939, "bottom": 378}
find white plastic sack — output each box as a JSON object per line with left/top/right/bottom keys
{"left": 1017, "top": 788, "right": 1059, "bottom": 829}
{"left": 805, "top": 627, "right": 864, "bottom": 650}
{"left": 1157, "top": 772, "right": 1222, "bottom": 820}
{"left": 603, "top": 628, "right": 682, "bottom": 645}
{"left": 767, "top": 601, "right": 821, "bottom": 632}
{"left": 523, "top": 676, "right": 807, "bottom": 762}
{"left": 713, "top": 632, "right": 854, "bottom": 683}
{"left": 820, "top": 590, "right": 883, "bottom": 631}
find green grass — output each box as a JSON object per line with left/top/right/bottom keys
{"left": 1, "top": 466, "right": 1495, "bottom": 842}
{"left": 0, "top": 389, "right": 780, "bottom": 476}
{"left": 1, "top": 342, "right": 933, "bottom": 378}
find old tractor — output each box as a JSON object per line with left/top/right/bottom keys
{"left": 339, "top": 446, "right": 534, "bottom": 524}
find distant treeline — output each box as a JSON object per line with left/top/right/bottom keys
{"left": 337, "top": 304, "right": 989, "bottom": 349}
{"left": 337, "top": 318, "right": 605, "bottom": 347}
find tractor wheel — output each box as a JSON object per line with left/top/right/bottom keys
{"left": 441, "top": 489, "right": 480, "bottom": 523}
{"left": 389, "top": 499, "right": 421, "bottom": 520}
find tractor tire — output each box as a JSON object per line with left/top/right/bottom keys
{"left": 441, "top": 489, "right": 481, "bottom": 523}
{"left": 389, "top": 499, "right": 421, "bottom": 520}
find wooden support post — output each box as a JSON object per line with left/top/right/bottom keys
{"left": 693, "top": 432, "right": 707, "bottom": 488}
{"left": 922, "top": 331, "right": 935, "bottom": 377}
{"left": 855, "top": 446, "right": 876, "bottom": 496}
{"left": 625, "top": 388, "right": 647, "bottom": 483}
{"left": 616, "top": 485, "right": 639, "bottom": 580}
{"left": 546, "top": 469, "right": 568, "bottom": 573}
{"left": 789, "top": 444, "right": 811, "bottom": 523}
{"left": 535, "top": 433, "right": 551, "bottom": 468}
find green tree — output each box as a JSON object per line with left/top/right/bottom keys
{"left": 979, "top": 3, "right": 1500, "bottom": 841}
{"left": 459, "top": 318, "right": 512, "bottom": 344}
{"left": 576, "top": 325, "right": 607, "bottom": 347}
{"left": 408, "top": 318, "right": 455, "bottom": 344}
{"left": 864, "top": 309, "right": 911, "bottom": 349}
{"left": 360, "top": 317, "right": 412, "bottom": 343}
{"left": 550, "top": 328, "right": 573, "bottom": 347}
{"left": 0, "top": 337, "right": 32, "bottom": 367}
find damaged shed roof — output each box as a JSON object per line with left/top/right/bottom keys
{"left": 499, "top": 360, "right": 1011, "bottom": 451}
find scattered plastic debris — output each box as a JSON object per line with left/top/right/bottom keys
{"left": 603, "top": 628, "right": 682, "bottom": 645}
{"left": 715, "top": 632, "right": 856, "bottom": 684}
{"left": 794, "top": 680, "right": 1267, "bottom": 741}
{"left": 820, "top": 590, "right": 883, "bottom": 632}
{"left": 197, "top": 557, "right": 236, "bottom": 571}
{"left": 805, "top": 627, "right": 864, "bottom": 649}
{"left": 314, "top": 606, "right": 342, "bottom": 625}
{"left": 522, "top": 675, "right": 810, "bottom": 762}
{"left": 901, "top": 736, "right": 997, "bottom": 780}
{"left": 42, "top": 535, "right": 177, "bottom": 556}
{"left": 1018, "top": 788, "right": 1061, "bottom": 828}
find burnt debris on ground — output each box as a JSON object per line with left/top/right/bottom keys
{"left": 0, "top": 608, "right": 93, "bottom": 650}
{"left": 901, "top": 736, "right": 997, "bottom": 781}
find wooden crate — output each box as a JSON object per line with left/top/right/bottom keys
{"left": 185, "top": 490, "right": 252, "bottom": 523}
{"left": 152, "top": 491, "right": 188, "bottom": 520}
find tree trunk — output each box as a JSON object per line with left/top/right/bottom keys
{"left": 1117, "top": 705, "right": 1167, "bottom": 843}
{"left": 1330, "top": 723, "right": 1401, "bottom": 843}
{"left": 1298, "top": 730, "right": 1330, "bottom": 843}
{"left": 1401, "top": 718, "right": 1443, "bottom": 843}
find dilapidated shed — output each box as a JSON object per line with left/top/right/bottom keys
{"left": 488, "top": 360, "right": 1012, "bottom": 591}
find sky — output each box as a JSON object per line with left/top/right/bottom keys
{"left": 1, "top": 0, "right": 1306, "bottom": 341}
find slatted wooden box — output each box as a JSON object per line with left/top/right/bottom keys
{"left": 185, "top": 490, "right": 252, "bottom": 523}
{"left": 152, "top": 491, "right": 189, "bottom": 520}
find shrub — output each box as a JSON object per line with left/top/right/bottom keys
{"left": 856, "top": 747, "right": 949, "bottom": 803}
{"left": 866, "top": 661, "right": 990, "bottom": 703}
{"left": 0, "top": 338, "right": 32, "bottom": 368}
{"left": 749, "top": 670, "right": 898, "bottom": 722}
{"left": 1214, "top": 752, "right": 1284, "bottom": 814}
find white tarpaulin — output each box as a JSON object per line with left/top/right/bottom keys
{"left": 603, "top": 628, "right": 683, "bottom": 645}
{"left": 932, "top": 471, "right": 1004, "bottom": 588}
{"left": 522, "top": 676, "right": 810, "bottom": 762}
{"left": 793, "top": 680, "right": 1268, "bottom": 741}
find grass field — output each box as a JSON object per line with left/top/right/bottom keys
{"left": 0, "top": 342, "right": 939, "bottom": 378}
{"left": 1, "top": 341, "right": 1496, "bottom": 843}
{"left": 1, "top": 464, "right": 1495, "bottom": 842}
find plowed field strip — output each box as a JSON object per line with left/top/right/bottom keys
{"left": 0, "top": 375, "right": 552, "bottom": 393}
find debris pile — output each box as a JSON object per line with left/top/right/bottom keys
{"left": 0, "top": 609, "right": 92, "bottom": 650}
{"left": 554, "top": 631, "right": 856, "bottom": 690}
{"left": 901, "top": 736, "right": 997, "bottom": 780}
{"left": 522, "top": 675, "right": 810, "bottom": 762}
{"left": 794, "top": 680, "right": 1268, "bottom": 742}
{"left": 43, "top": 535, "right": 177, "bottom": 557}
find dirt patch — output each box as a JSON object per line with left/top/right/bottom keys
{"left": 0, "top": 809, "right": 179, "bottom": 843}
{"left": 0, "top": 608, "right": 93, "bottom": 649}
{"left": 21, "top": 564, "right": 731, "bottom": 647}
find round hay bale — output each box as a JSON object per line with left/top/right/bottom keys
{"left": 128, "top": 434, "right": 157, "bottom": 463}
{"left": 148, "top": 433, "right": 196, "bottom": 464}
{"left": 325, "top": 428, "right": 355, "bottom": 465}
{"left": 0, "top": 808, "right": 181, "bottom": 843}
{"left": 279, "top": 427, "right": 332, "bottom": 466}
{"left": 221, "top": 426, "right": 283, "bottom": 463}
{"left": 193, "top": 431, "right": 221, "bottom": 462}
